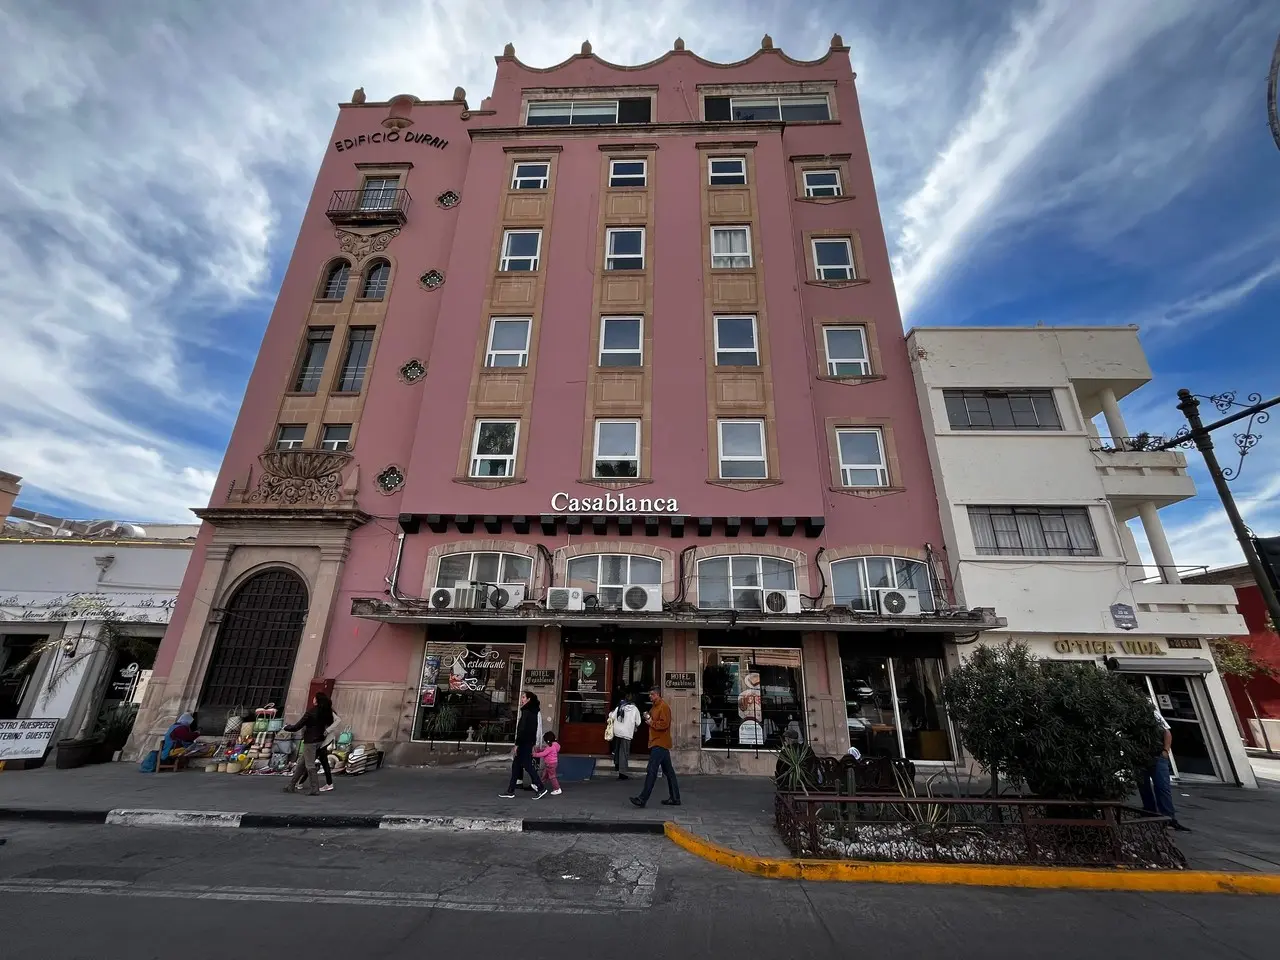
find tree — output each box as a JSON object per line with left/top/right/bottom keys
{"left": 943, "top": 641, "right": 1163, "bottom": 802}
{"left": 1208, "top": 635, "right": 1277, "bottom": 682}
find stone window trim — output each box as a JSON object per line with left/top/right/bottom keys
{"left": 502, "top": 145, "right": 565, "bottom": 154}
{"left": 791, "top": 156, "right": 853, "bottom": 203}
{"left": 803, "top": 230, "right": 868, "bottom": 287}
{"left": 355, "top": 257, "right": 393, "bottom": 302}
{"left": 819, "top": 550, "right": 945, "bottom": 610}
{"left": 423, "top": 539, "right": 543, "bottom": 597}
{"left": 315, "top": 257, "right": 354, "bottom": 302}
{"left": 522, "top": 84, "right": 658, "bottom": 100}
{"left": 216, "top": 561, "right": 314, "bottom": 612}
{"left": 353, "top": 161, "right": 414, "bottom": 175}
{"left": 824, "top": 417, "right": 905, "bottom": 498}
{"left": 812, "top": 317, "right": 884, "bottom": 383}
{"left": 553, "top": 542, "right": 676, "bottom": 599}
{"left": 597, "top": 142, "right": 660, "bottom": 153}
{"left": 696, "top": 81, "right": 839, "bottom": 123}
{"left": 684, "top": 543, "right": 812, "bottom": 602}
{"left": 456, "top": 417, "right": 527, "bottom": 481}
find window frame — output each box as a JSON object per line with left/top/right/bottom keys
{"left": 714, "top": 315, "right": 760, "bottom": 367}
{"left": 811, "top": 238, "right": 856, "bottom": 281}
{"left": 835, "top": 428, "right": 889, "bottom": 488}
{"left": 943, "top": 389, "right": 1063, "bottom": 431}
{"left": 469, "top": 419, "right": 520, "bottom": 479}
{"left": 434, "top": 552, "right": 534, "bottom": 588}
{"left": 604, "top": 226, "right": 645, "bottom": 270}
{"left": 525, "top": 99, "right": 620, "bottom": 126}
{"left": 274, "top": 424, "right": 306, "bottom": 450}
{"left": 511, "top": 161, "right": 550, "bottom": 190}
{"left": 608, "top": 158, "right": 647, "bottom": 188}
{"left": 830, "top": 556, "right": 936, "bottom": 612}
{"left": 695, "top": 556, "right": 797, "bottom": 611}
{"left": 319, "top": 424, "right": 352, "bottom": 452}
{"left": 499, "top": 229, "right": 542, "bottom": 272}
{"left": 710, "top": 225, "right": 753, "bottom": 269}
{"left": 708, "top": 157, "right": 747, "bottom": 186}
{"left": 803, "top": 168, "right": 842, "bottom": 198}
{"left": 593, "top": 419, "right": 641, "bottom": 479}
{"left": 968, "top": 506, "right": 1100, "bottom": 558}
{"left": 822, "top": 325, "right": 870, "bottom": 377}
{"left": 566, "top": 554, "right": 663, "bottom": 609}
{"left": 292, "top": 327, "right": 333, "bottom": 393}
{"left": 359, "top": 260, "right": 390, "bottom": 300}
{"left": 320, "top": 261, "right": 350, "bottom": 301}
{"left": 717, "top": 419, "right": 767, "bottom": 480}
{"left": 599, "top": 316, "right": 643, "bottom": 367}
{"left": 335, "top": 327, "right": 375, "bottom": 393}
{"left": 484, "top": 317, "right": 532, "bottom": 368}
{"left": 727, "top": 94, "right": 831, "bottom": 122}
{"left": 358, "top": 176, "right": 400, "bottom": 211}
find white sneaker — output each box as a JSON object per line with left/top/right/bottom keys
{"left": 551, "top": 789, "right": 562, "bottom": 795}
{"left": 499, "top": 792, "right": 516, "bottom": 799}
{"left": 319, "top": 784, "right": 334, "bottom": 793}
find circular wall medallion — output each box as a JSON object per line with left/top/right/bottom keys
{"left": 419, "top": 269, "right": 445, "bottom": 290}
{"left": 398, "top": 359, "right": 426, "bottom": 383}
{"left": 375, "top": 465, "right": 406, "bottom": 494}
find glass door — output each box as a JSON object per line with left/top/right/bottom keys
{"left": 559, "top": 650, "right": 611, "bottom": 755}
{"left": 610, "top": 648, "right": 659, "bottom": 755}
{"left": 1123, "top": 673, "right": 1220, "bottom": 781}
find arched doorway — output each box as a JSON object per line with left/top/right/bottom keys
{"left": 199, "top": 569, "right": 308, "bottom": 722}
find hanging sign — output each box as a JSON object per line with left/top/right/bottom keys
{"left": 1110, "top": 603, "right": 1138, "bottom": 631}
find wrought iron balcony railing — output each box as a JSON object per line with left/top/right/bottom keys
{"left": 326, "top": 188, "right": 411, "bottom": 225}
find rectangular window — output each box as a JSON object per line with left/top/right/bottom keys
{"left": 812, "top": 238, "right": 855, "bottom": 280}
{"left": 718, "top": 420, "right": 766, "bottom": 479}
{"left": 435, "top": 552, "right": 533, "bottom": 588}
{"left": 703, "top": 94, "right": 830, "bottom": 122}
{"left": 470, "top": 420, "right": 519, "bottom": 478}
{"left": 968, "top": 506, "right": 1100, "bottom": 557}
{"left": 500, "top": 230, "right": 541, "bottom": 271}
{"left": 413, "top": 641, "right": 525, "bottom": 744}
{"left": 293, "top": 327, "right": 332, "bottom": 393}
{"left": 336, "top": 327, "right": 375, "bottom": 392}
{"left": 823, "top": 326, "right": 870, "bottom": 377}
{"left": 485, "top": 318, "right": 531, "bottom": 368}
{"left": 708, "top": 157, "right": 747, "bottom": 185}
{"left": 593, "top": 420, "right": 640, "bottom": 478}
{"left": 836, "top": 429, "right": 889, "bottom": 487}
{"left": 320, "top": 424, "right": 352, "bottom": 452}
{"left": 511, "top": 162, "right": 550, "bottom": 189}
{"left": 699, "top": 646, "right": 807, "bottom": 750}
{"left": 274, "top": 424, "right": 306, "bottom": 450}
{"left": 714, "top": 315, "right": 759, "bottom": 366}
{"left": 711, "top": 226, "right": 752, "bottom": 268}
{"left": 605, "top": 227, "right": 645, "bottom": 270}
{"left": 943, "top": 390, "right": 1062, "bottom": 431}
{"left": 358, "top": 177, "right": 399, "bottom": 210}
{"left": 608, "top": 158, "right": 647, "bottom": 187}
{"left": 803, "top": 169, "right": 842, "bottom": 197}
{"left": 599, "top": 316, "right": 642, "bottom": 367}
{"left": 843, "top": 655, "right": 953, "bottom": 761}
{"left": 697, "top": 557, "right": 797, "bottom": 611}
{"left": 524, "top": 98, "right": 651, "bottom": 126}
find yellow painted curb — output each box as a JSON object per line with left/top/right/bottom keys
{"left": 662, "top": 822, "right": 1280, "bottom": 895}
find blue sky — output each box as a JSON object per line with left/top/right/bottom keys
{"left": 0, "top": 0, "right": 1276, "bottom": 571}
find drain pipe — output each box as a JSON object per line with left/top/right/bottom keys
{"left": 386, "top": 532, "right": 408, "bottom": 602}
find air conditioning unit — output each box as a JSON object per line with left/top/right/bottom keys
{"left": 622, "top": 584, "right": 663, "bottom": 612}
{"left": 762, "top": 589, "right": 801, "bottom": 614}
{"left": 544, "top": 587, "right": 585, "bottom": 612}
{"left": 481, "top": 583, "right": 526, "bottom": 610}
{"left": 872, "top": 587, "right": 921, "bottom": 617}
{"left": 430, "top": 584, "right": 477, "bottom": 610}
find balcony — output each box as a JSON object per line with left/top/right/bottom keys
{"left": 1130, "top": 580, "right": 1246, "bottom": 638}
{"left": 326, "top": 188, "right": 411, "bottom": 227}
{"left": 1090, "top": 436, "right": 1195, "bottom": 516}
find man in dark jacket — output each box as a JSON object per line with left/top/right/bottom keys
{"left": 500, "top": 691, "right": 548, "bottom": 799}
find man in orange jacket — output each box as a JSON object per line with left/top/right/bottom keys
{"left": 630, "top": 685, "right": 681, "bottom": 807}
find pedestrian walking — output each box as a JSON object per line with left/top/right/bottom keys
{"left": 283, "top": 691, "right": 335, "bottom": 796}
{"left": 611, "top": 694, "right": 641, "bottom": 779}
{"left": 500, "top": 691, "right": 548, "bottom": 799}
{"left": 519, "top": 703, "right": 544, "bottom": 791}
{"left": 630, "top": 685, "right": 680, "bottom": 808}
{"left": 1138, "top": 707, "right": 1190, "bottom": 832}
{"left": 533, "top": 731, "right": 563, "bottom": 795}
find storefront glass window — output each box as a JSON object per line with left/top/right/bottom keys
{"left": 697, "top": 556, "right": 796, "bottom": 610}
{"left": 842, "top": 656, "right": 900, "bottom": 758}
{"left": 413, "top": 641, "right": 525, "bottom": 743}
{"left": 830, "top": 557, "right": 935, "bottom": 611}
{"left": 890, "top": 657, "right": 953, "bottom": 761}
{"left": 435, "top": 552, "right": 532, "bottom": 588}
{"left": 699, "top": 647, "right": 805, "bottom": 749}
{"left": 841, "top": 655, "right": 953, "bottom": 761}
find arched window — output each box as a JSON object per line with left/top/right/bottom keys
{"left": 320, "top": 260, "right": 351, "bottom": 300}
{"left": 696, "top": 555, "right": 796, "bottom": 610}
{"left": 566, "top": 554, "right": 661, "bottom": 608}
{"left": 830, "top": 557, "right": 934, "bottom": 612}
{"left": 360, "top": 260, "right": 390, "bottom": 299}
{"left": 435, "top": 551, "right": 532, "bottom": 588}
{"left": 199, "top": 569, "right": 308, "bottom": 718}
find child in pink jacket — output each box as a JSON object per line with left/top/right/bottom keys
{"left": 533, "top": 732, "right": 562, "bottom": 795}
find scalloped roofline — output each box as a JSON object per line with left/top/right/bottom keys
{"left": 495, "top": 34, "right": 850, "bottom": 75}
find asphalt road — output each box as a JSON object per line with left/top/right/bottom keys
{"left": 0, "top": 823, "right": 1276, "bottom": 959}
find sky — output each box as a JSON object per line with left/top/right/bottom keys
{"left": 0, "top": 0, "right": 1276, "bottom": 574}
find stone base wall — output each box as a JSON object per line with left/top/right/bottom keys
{"left": 331, "top": 680, "right": 413, "bottom": 748}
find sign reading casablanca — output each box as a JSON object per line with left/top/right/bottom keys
{"left": 0, "top": 591, "right": 178, "bottom": 624}
{"left": 550, "top": 492, "right": 679, "bottom": 515}
{"left": 333, "top": 130, "right": 448, "bottom": 152}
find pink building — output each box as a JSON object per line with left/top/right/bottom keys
{"left": 133, "top": 36, "right": 1001, "bottom": 774}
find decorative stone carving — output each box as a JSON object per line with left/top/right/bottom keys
{"left": 352, "top": 87, "right": 366, "bottom": 104}
{"left": 674, "top": 38, "right": 685, "bottom": 51}
{"left": 831, "top": 33, "right": 844, "bottom": 48}
{"left": 761, "top": 34, "right": 773, "bottom": 49}
{"left": 503, "top": 42, "right": 515, "bottom": 57}
{"left": 581, "top": 41, "right": 592, "bottom": 55}
{"left": 375, "top": 465, "right": 406, "bottom": 494}
{"left": 247, "top": 450, "right": 353, "bottom": 507}
{"left": 436, "top": 190, "right": 460, "bottom": 208}
{"left": 398, "top": 359, "right": 426, "bottom": 383}
{"left": 453, "top": 86, "right": 466, "bottom": 102}
{"left": 419, "top": 269, "right": 445, "bottom": 290}
{"left": 335, "top": 227, "right": 400, "bottom": 263}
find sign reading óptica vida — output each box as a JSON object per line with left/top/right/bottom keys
{"left": 0, "top": 718, "right": 60, "bottom": 761}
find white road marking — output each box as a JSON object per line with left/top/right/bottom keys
{"left": 378, "top": 815, "right": 521, "bottom": 832}
{"left": 105, "top": 810, "right": 243, "bottom": 828}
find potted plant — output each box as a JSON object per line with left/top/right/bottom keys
{"left": 89, "top": 703, "right": 139, "bottom": 763}
{"left": 55, "top": 734, "right": 104, "bottom": 769}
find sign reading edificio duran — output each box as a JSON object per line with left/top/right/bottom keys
{"left": 550, "top": 492, "right": 679, "bottom": 515}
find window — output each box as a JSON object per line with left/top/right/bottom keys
{"left": 320, "top": 261, "right": 350, "bottom": 300}
{"left": 500, "top": 230, "right": 541, "bottom": 271}
{"left": 525, "top": 98, "right": 651, "bottom": 126}
{"left": 599, "top": 316, "right": 642, "bottom": 366}
{"left": 274, "top": 425, "right": 306, "bottom": 450}
{"left": 812, "top": 238, "right": 855, "bottom": 280}
{"left": 944, "top": 390, "right": 1062, "bottom": 431}
{"left": 511, "top": 161, "right": 550, "bottom": 189}
{"left": 470, "top": 420, "right": 519, "bottom": 477}
{"left": 803, "top": 169, "right": 842, "bottom": 197}
{"left": 605, "top": 227, "right": 644, "bottom": 270}
{"left": 708, "top": 157, "right": 747, "bottom": 185}
{"left": 836, "top": 429, "right": 888, "bottom": 487}
{"left": 566, "top": 554, "right": 662, "bottom": 609}
{"left": 968, "top": 506, "right": 1100, "bottom": 557}
{"left": 360, "top": 260, "right": 390, "bottom": 299}
{"left": 831, "top": 557, "right": 935, "bottom": 612}
{"left": 593, "top": 420, "right": 640, "bottom": 478}
{"left": 823, "top": 326, "right": 870, "bottom": 377}
{"left": 485, "top": 318, "right": 531, "bottom": 368}
{"left": 711, "top": 226, "right": 752, "bottom": 268}
{"left": 700, "top": 646, "right": 806, "bottom": 750}
{"left": 293, "top": 328, "right": 332, "bottom": 392}
{"left": 320, "top": 424, "right": 352, "bottom": 452}
{"left": 842, "top": 655, "right": 952, "bottom": 761}
{"left": 435, "top": 551, "right": 533, "bottom": 587}
{"left": 717, "top": 420, "right": 766, "bottom": 479}
{"left": 697, "top": 556, "right": 797, "bottom": 610}
{"left": 703, "top": 94, "right": 831, "bottom": 122}
{"left": 413, "top": 641, "right": 526, "bottom": 744}
{"left": 336, "top": 327, "right": 375, "bottom": 392}
{"left": 608, "top": 159, "right": 646, "bottom": 187}
{"left": 358, "top": 177, "right": 399, "bottom": 210}
{"left": 714, "top": 315, "right": 759, "bottom": 366}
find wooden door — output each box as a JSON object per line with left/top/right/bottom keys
{"left": 558, "top": 650, "right": 612, "bottom": 755}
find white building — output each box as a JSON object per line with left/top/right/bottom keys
{"left": 908, "top": 326, "right": 1255, "bottom": 788}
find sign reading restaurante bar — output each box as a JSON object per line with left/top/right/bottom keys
{"left": 333, "top": 131, "right": 448, "bottom": 152}
{"left": 550, "top": 492, "right": 679, "bottom": 515}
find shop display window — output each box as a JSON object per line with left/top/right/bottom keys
{"left": 699, "top": 647, "right": 805, "bottom": 750}
{"left": 842, "top": 655, "right": 952, "bottom": 761}
{"left": 413, "top": 641, "right": 525, "bottom": 743}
